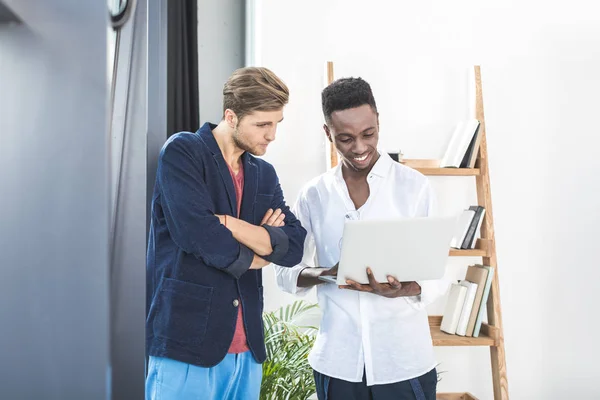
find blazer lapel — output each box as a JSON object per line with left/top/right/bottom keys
{"left": 213, "top": 153, "right": 237, "bottom": 216}
{"left": 240, "top": 153, "right": 257, "bottom": 222}
{"left": 197, "top": 123, "right": 237, "bottom": 215}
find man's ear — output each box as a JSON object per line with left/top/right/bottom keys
{"left": 324, "top": 124, "right": 332, "bottom": 143}
{"left": 224, "top": 109, "right": 238, "bottom": 128}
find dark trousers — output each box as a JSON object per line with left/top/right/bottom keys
{"left": 314, "top": 368, "right": 437, "bottom": 400}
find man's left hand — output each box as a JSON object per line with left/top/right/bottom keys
{"left": 339, "top": 267, "right": 421, "bottom": 298}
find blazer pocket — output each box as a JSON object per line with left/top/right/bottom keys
{"left": 154, "top": 278, "right": 213, "bottom": 347}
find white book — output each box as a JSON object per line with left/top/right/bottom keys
{"left": 440, "top": 121, "right": 465, "bottom": 168}
{"left": 451, "top": 210, "right": 476, "bottom": 249}
{"left": 456, "top": 280, "right": 478, "bottom": 336}
{"left": 451, "top": 119, "right": 480, "bottom": 168}
{"left": 441, "top": 283, "right": 468, "bottom": 335}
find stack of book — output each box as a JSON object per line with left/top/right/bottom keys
{"left": 440, "top": 264, "right": 494, "bottom": 337}
{"left": 450, "top": 206, "right": 486, "bottom": 249}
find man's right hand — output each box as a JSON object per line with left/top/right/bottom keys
{"left": 320, "top": 263, "right": 338, "bottom": 278}
{"left": 298, "top": 263, "right": 338, "bottom": 287}
{"left": 249, "top": 255, "right": 271, "bottom": 270}
{"left": 261, "top": 208, "right": 285, "bottom": 227}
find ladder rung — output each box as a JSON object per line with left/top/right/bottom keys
{"left": 429, "top": 316, "right": 496, "bottom": 347}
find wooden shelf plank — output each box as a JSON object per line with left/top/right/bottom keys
{"left": 430, "top": 325, "right": 495, "bottom": 346}
{"left": 400, "top": 159, "right": 480, "bottom": 176}
{"left": 449, "top": 239, "right": 490, "bottom": 257}
{"left": 449, "top": 248, "right": 487, "bottom": 257}
{"left": 416, "top": 167, "right": 480, "bottom": 176}
{"left": 429, "top": 316, "right": 496, "bottom": 347}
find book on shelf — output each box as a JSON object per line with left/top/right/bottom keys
{"left": 464, "top": 265, "right": 489, "bottom": 336}
{"left": 440, "top": 264, "right": 495, "bottom": 337}
{"left": 440, "top": 119, "right": 481, "bottom": 169}
{"left": 473, "top": 265, "right": 494, "bottom": 337}
{"left": 450, "top": 206, "right": 485, "bottom": 249}
{"left": 461, "top": 206, "right": 486, "bottom": 249}
{"left": 460, "top": 122, "right": 483, "bottom": 168}
{"left": 450, "top": 209, "right": 475, "bottom": 249}
{"left": 440, "top": 283, "right": 468, "bottom": 335}
{"left": 455, "top": 280, "right": 478, "bottom": 336}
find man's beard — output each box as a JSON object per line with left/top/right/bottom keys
{"left": 233, "top": 127, "right": 262, "bottom": 156}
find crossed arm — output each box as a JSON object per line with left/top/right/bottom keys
{"left": 218, "top": 209, "right": 286, "bottom": 270}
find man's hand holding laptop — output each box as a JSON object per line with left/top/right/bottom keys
{"left": 340, "top": 267, "right": 422, "bottom": 298}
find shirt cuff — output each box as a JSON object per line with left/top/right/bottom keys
{"left": 275, "top": 264, "right": 311, "bottom": 296}
{"left": 260, "top": 225, "right": 290, "bottom": 264}
{"left": 404, "top": 280, "right": 437, "bottom": 310}
{"left": 224, "top": 244, "right": 254, "bottom": 279}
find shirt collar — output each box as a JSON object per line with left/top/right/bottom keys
{"left": 334, "top": 149, "right": 394, "bottom": 180}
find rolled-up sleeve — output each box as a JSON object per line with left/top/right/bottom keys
{"left": 225, "top": 245, "right": 256, "bottom": 279}
{"left": 275, "top": 264, "right": 311, "bottom": 296}
{"left": 261, "top": 224, "right": 289, "bottom": 263}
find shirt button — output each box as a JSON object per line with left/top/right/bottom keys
{"left": 233, "top": 299, "right": 239, "bottom": 307}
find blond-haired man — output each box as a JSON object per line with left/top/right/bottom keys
{"left": 146, "top": 67, "right": 306, "bottom": 399}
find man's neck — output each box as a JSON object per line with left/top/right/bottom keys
{"left": 212, "top": 120, "right": 244, "bottom": 167}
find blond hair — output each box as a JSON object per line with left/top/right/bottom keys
{"left": 222, "top": 67, "right": 289, "bottom": 120}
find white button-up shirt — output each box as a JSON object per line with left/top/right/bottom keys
{"left": 274, "top": 152, "right": 449, "bottom": 386}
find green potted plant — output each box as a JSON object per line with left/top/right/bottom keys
{"left": 260, "top": 300, "right": 319, "bottom": 400}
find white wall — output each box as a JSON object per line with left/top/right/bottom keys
{"left": 252, "top": 0, "right": 600, "bottom": 398}
{"left": 197, "top": 0, "right": 245, "bottom": 124}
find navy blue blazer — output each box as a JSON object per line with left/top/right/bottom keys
{"left": 146, "top": 122, "right": 306, "bottom": 367}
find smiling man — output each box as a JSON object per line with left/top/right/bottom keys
{"left": 274, "top": 77, "right": 448, "bottom": 400}
{"left": 145, "top": 67, "right": 307, "bottom": 400}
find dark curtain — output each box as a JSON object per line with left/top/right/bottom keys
{"left": 167, "top": 0, "right": 199, "bottom": 137}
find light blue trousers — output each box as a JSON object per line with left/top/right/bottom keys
{"left": 145, "top": 352, "right": 262, "bottom": 400}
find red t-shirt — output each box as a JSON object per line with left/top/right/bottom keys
{"left": 227, "top": 160, "right": 250, "bottom": 354}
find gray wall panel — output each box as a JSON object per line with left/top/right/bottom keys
{"left": 0, "top": 1, "right": 109, "bottom": 398}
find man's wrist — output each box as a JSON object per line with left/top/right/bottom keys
{"left": 298, "top": 267, "right": 328, "bottom": 287}
{"left": 413, "top": 282, "right": 422, "bottom": 296}
{"left": 395, "top": 281, "right": 421, "bottom": 298}
{"left": 225, "top": 215, "right": 240, "bottom": 233}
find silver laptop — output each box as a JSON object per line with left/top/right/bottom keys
{"left": 321, "top": 216, "right": 457, "bottom": 286}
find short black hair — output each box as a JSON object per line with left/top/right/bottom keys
{"left": 321, "top": 77, "right": 378, "bottom": 124}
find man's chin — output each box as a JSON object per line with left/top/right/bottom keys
{"left": 344, "top": 158, "right": 374, "bottom": 171}
{"left": 351, "top": 163, "right": 370, "bottom": 171}
{"left": 248, "top": 147, "right": 267, "bottom": 157}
